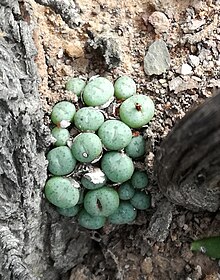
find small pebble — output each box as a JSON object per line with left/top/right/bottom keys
{"left": 57, "top": 48, "right": 64, "bottom": 59}
{"left": 179, "top": 63, "right": 193, "bottom": 75}
{"left": 141, "top": 257, "right": 153, "bottom": 274}
{"left": 188, "top": 55, "right": 200, "bottom": 67}
{"left": 188, "top": 19, "right": 206, "bottom": 31}
{"left": 191, "top": 76, "right": 202, "bottom": 82}
{"left": 160, "top": 88, "right": 166, "bottom": 94}
{"left": 159, "top": 78, "right": 167, "bottom": 84}
{"left": 148, "top": 11, "right": 170, "bottom": 34}
{"left": 63, "top": 42, "right": 84, "bottom": 58}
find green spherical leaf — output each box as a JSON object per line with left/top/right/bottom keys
{"left": 119, "top": 95, "right": 154, "bottom": 128}
{"left": 83, "top": 77, "right": 114, "bottom": 106}
{"left": 51, "top": 101, "right": 76, "bottom": 125}
{"left": 74, "top": 107, "right": 104, "bottom": 131}
{"left": 71, "top": 133, "right": 102, "bottom": 163}
{"left": 131, "top": 170, "right": 149, "bottom": 189}
{"left": 108, "top": 201, "right": 137, "bottom": 224}
{"left": 98, "top": 120, "right": 132, "bottom": 150}
{"left": 47, "top": 146, "right": 77, "bottom": 176}
{"left": 84, "top": 186, "right": 120, "bottom": 217}
{"left": 51, "top": 127, "right": 70, "bottom": 146}
{"left": 114, "top": 76, "right": 136, "bottom": 100}
{"left": 101, "top": 152, "right": 134, "bottom": 183}
{"left": 56, "top": 205, "right": 80, "bottom": 217}
{"left": 45, "top": 177, "right": 80, "bottom": 208}
{"left": 65, "top": 77, "right": 86, "bottom": 96}
{"left": 118, "top": 181, "right": 135, "bottom": 200}
{"left": 78, "top": 209, "right": 106, "bottom": 230}
{"left": 130, "top": 191, "right": 151, "bottom": 210}
{"left": 125, "top": 135, "right": 146, "bottom": 158}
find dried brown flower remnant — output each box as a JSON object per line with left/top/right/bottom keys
{"left": 135, "top": 103, "right": 142, "bottom": 111}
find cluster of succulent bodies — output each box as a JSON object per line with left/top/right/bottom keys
{"left": 44, "top": 76, "right": 155, "bottom": 230}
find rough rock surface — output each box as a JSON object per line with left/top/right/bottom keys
{"left": 34, "top": 0, "right": 81, "bottom": 27}
{"left": 144, "top": 40, "right": 170, "bottom": 75}
{"left": 86, "top": 35, "right": 122, "bottom": 70}
{"left": 156, "top": 92, "right": 220, "bottom": 212}
{"left": 0, "top": 1, "right": 91, "bottom": 279}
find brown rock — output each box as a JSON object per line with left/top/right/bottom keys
{"left": 70, "top": 265, "right": 95, "bottom": 280}
{"left": 63, "top": 41, "right": 84, "bottom": 58}
{"left": 141, "top": 257, "right": 153, "bottom": 274}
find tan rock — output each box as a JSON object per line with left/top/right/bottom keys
{"left": 63, "top": 41, "right": 84, "bottom": 58}
{"left": 149, "top": 11, "right": 170, "bottom": 34}
{"left": 141, "top": 257, "right": 153, "bottom": 274}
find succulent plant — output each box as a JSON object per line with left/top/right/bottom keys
{"left": 74, "top": 107, "right": 104, "bottom": 131}
{"left": 118, "top": 181, "right": 135, "bottom": 200}
{"left": 108, "top": 201, "right": 137, "bottom": 224}
{"left": 131, "top": 170, "right": 149, "bottom": 189}
{"left": 44, "top": 75, "right": 155, "bottom": 229}
{"left": 119, "top": 94, "right": 155, "bottom": 128}
{"left": 51, "top": 127, "right": 70, "bottom": 146}
{"left": 84, "top": 186, "right": 120, "bottom": 217}
{"left": 114, "top": 76, "right": 136, "bottom": 100}
{"left": 65, "top": 77, "right": 86, "bottom": 96}
{"left": 47, "top": 146, "right": 77, "bottom": 176}
{"left": 45, "top": 177, "right": 80, "bottom": 208}
{"left": 130, "top": 191, "right": 151, "bottom": 210}
{"left": 125, "top": 135, "right": 146, "bottom": 158}
{"left": 98, "top": 120, "right": 132, "bottom": 150}
{"left": 51, "top": 101, "right": 76, "bottom": 126}
{"left": 71, "top": 133, "right": 103, "bottom": 163}
{"left": 78, "top": 209, "right": 106, "bottom": 230}
{"left": 83, "top": 77, "right": 114, "bottom": 106}
{"left": 101, "top": 152, "right": 134, "bottom": 183}
{"left": 56, "top": 205, "right": 80, "bottom": 217}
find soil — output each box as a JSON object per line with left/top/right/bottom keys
{"left": 30, "top": 0, "right": 220, "bottom": 279}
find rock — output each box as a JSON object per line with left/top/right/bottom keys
{"left": 86, "top": 35, "right": 121, "bottom": 70}
{"left": 208, "top": 79, "right": 220, "bottom": 88}
{"left": 155, "top": 92, "right": 220, "bottom": 212}
{"left": 188, "top": 19, "right": 206, "bottom": 31}
{"left": 145, "top": 199, "right": 173, "bottom": 242}
{"left": 141, "top": 257, "right": 153, "bottom": 274}
{"left": 144, "top": 40, "right": 170, "bottom": 75}
{"left": 63, "top": 42, "right": 84, "bottom": 58}
{"left": 169, "top": 76, "right": 199, "bottom": 93}
{"left": 73, "top": 57, "right": 89, "bottom": 73}
{"left": 188, "top": 55, "right": 200, "bottom": 67}
{"left": 178, "top": 63, "right": 193, "bottom": 75}
{"left": 148, "top": 11, "right": 170, "bottom": 34}
{"left": 70, "top": 265, "right": 95, "bottom": 280}
{"left": 57, "top": 48, "right": 64, "bottom": 59}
